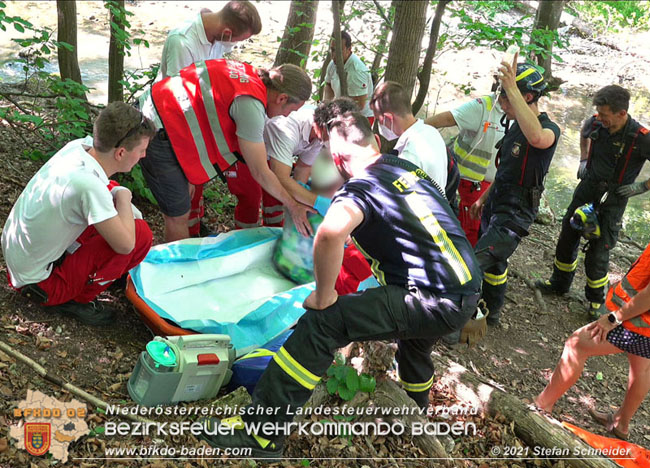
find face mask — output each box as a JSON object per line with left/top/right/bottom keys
{"left": 219, "top": 30, "right": 235, "bottom": 54}
{"left": 378, "top": 119, "right": 398, "bottom": 141}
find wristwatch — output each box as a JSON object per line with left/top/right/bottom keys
{"left": 607, "top": 312, "right": 623, "bottom": 326}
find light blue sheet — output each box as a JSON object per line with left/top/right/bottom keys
{"left": 130, "top": 228, "right": 314, "bottom": 357}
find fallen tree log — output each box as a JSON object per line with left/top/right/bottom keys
{"left": 431, "top": 352, "right": 620, "bottom": 468}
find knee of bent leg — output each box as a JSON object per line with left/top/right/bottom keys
{"left": 134, "top": 219, "right": 153, "bottom": 248}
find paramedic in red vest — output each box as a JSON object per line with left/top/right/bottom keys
{"left": 155, "top": 1, "right": 262, "bottom": 237}
{"left": 139, "top": 60, "right": 314, "bottom": 241}
{"left": 1, "top": 102, "right": 155, "bottom": 326}
{"left": 535, "top": 242, "right": 650, "bottom": 440}
{"left": 426, "top": 82, "right": 506, "bottom": 246}
{"left": 536, "top": 85, "right": 650, "bottom": 318}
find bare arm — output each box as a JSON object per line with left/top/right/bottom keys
{"left": 293, "top": 159, "right": 312, "bottom": 184}
{"left": 270, "top": 159, "right": 317, "bottom": 207}
{"left": 425, "top": 111, "right": 457, "bottom": 129}
{"left": 323, "top": 83, "right": 335, "bottom": 102}
{"left": 303, "top": 200, "right": 364, "bottom": 310}
{"left": 94, "top": 189, "right": 136, "bottom": 255}
{"left": 350, "top": 94, "right": 366, "bottom": 111}
{"left": 589, "top": 275, "right": 650, "bottom": 343}
{"left": 498, "top": 56, "right": 556, "bottom": 149}
{"left": 580, "top": 135, "right": 590, "bottom": 161}
{"left": 239, "top": 137, "right": 313, "bottom": 235}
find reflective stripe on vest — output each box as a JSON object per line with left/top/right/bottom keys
{"left": 453, "top": 95, "right": 497, "bottom": 181}
{"left": 605, "top": 242, "right": 650, "bottom": 337}
{"left": 151, "top": 59, "right": 267, "bottom": 185}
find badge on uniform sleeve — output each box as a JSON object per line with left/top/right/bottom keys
{"left": 511, "top": 142, "right": 521, "bottom": 158}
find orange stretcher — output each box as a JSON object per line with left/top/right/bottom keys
{"left": 563, "top": 422, "right": 650, "bottom": 468}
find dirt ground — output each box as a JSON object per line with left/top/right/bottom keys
{"left": 1, "top": 3, "right": 650, "bottom": 468}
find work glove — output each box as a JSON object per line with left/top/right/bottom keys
{"left": 313, "top": 196, "right": 332, "bottom": 217}
{"left": 459, "top": 307, "right": 489, "bottom": 347}
{"left": 577, "top": 160, "right": 588, "bottom": 180}
{"left": 616, "top": 181, "right": 649, "bottom": 198}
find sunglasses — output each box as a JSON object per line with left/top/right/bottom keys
{"left": 114, "top": 113, "right": 146, "bottom": 148}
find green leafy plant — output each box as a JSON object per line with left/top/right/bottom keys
{"left": 325, "top": 354, "right": 376, "bottom": 401}
{"left": 567, "top": 1, "right": 650, "bottom": 33}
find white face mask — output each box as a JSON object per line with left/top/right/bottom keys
{"left": 378, "top": 119, "right": 398, "bottom": 141}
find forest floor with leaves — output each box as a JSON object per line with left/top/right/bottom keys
{"left": 0, "top": 125, "right": 648, "bottom": 468}
{"left": 2, "top": 13, "right": 650, "bottom": 468}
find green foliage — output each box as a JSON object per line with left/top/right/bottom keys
{"left": 103, "top": 0, "right": 149, "bottom": 57}
{"left": 120, "top": 63, "right": 159, "bottom": 105}
{"left": 116, "top": 164, "right": 157, "bottom": 205}
{"left": 0, "top": 3, "right": 93, "bottom": 160}
{"left": 567, "top": 1, "right": 650, "bottom": 33}
{"left": 326, "top": 354, "right": 376, "bottom": 402}
{"left": 445, "top": 3, "right": 568, "bottom": 66}
{"left": 204, "top": 182, "right": 236, "bottom": 215}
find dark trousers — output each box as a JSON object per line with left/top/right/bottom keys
{"left": 549, "top": 179, "right": 628, "bottom": 303}
{"left": 475, "top": 184, "right": 537, "bottom": 320}
{"left": 245, "top": 285, "right": 478, "bottom": 439}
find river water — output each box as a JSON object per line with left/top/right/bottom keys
{"left": 0, "top": 0, "right": 648, "bottom": 243}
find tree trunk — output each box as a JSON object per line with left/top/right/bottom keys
{"left": 56, "top": 0, "right": 85, "bottom": 100}
{"left": 530, "top": 0, "right": 566, "bottom": 82}
{"left": 331, "top": 0, "right": 347, "bottom": 97}
{"left": 369, "top": 0, "right": 393, "bottom": 86}
{"left": 411, "top": 0, "right": 448, "bottom": 115}
{"left": 431, "top": 353, "right": 621, "bottom": 468}
{"left": 273, "top": 0, "right": 319, "bottom": 68}
{"left": 383, "top": 0, "right": 428, "bottom": 99}
{"left": 108, "top": 0, "right": 125, "bottom": 103}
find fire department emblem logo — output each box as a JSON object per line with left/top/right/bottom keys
{"left": 511, "top": 142, "right": 521, "bottom": 158}
{"left": 25, "top": 423, "right": 51, "bottom": 456}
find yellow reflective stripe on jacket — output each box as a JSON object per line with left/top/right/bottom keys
{"left": 404, "top": 192, "right": 472, "bottom": 285}
{"left": 238, "top": 349, "right": 276, "bottom": 360}
{"left": 554, "top": 257, "right": 578, "bottom": 272}
{"left": 273, "top": 346, "right": 321, "bottom": 390}
{"left": 484, "top": 269, "right": 508, "bottom": 286}
{"left": 196, "top": 63, "right": 238, "bottom": 169}
{"left": 221, "top": 415, "right": 245, "bottom": 429}
{"left": 400, "top": 375, "right": 434, "bottom": 393}
{"left": 587, "top": 274, "right": 609, "bottom": 289}
{"left": 353, "top": 239, "right": 385, "bottom": 286}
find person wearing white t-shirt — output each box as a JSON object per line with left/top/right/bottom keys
{"left": 154, "top": 1, "right": 262, "bottom": 237}
{"left": 1, "top": 103, "right": 156, "bottom": 326}
{"left": 370, "top": 81, "right": 458, "bottom": 204}
{"left": 426, "top": 85, "right": 506, "bottom": 245}
{"left": 324, "top": 31, "right": 374, "bottom": 121}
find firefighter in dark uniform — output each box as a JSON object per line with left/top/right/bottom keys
{"left": 536, "top": 85, "right": 650, "bottom": 317}
{"left": 470, "top": 59, "right": 561, "bottom": 327}
{"left": 198, "top": 111, "right": 482, "bottom": 458}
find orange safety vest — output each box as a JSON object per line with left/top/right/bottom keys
{"left": 152, "top": 59, "right": 267, "bottom": 184}
{"left": 603, "top": 242, "right": 650, "bottom": 337}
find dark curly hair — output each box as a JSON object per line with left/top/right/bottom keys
{"left": 313, "top": 97, "right": 359, "bottom": 129}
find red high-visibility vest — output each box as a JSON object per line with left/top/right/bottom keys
{"left": 603, "top": 242, "right": 650, "bottom": 337}
{"left": 152, "top": 59, "right": 267, "bottom": 184}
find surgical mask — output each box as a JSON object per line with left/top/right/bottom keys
{"left": 219, "top": 30, "right": 235, "bottom": 54}
{"left": 378, "top": 119, "right": 398, "bottom": 141}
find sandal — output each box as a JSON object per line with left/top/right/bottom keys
{"left": 588, "top": 408, "right": 629, "bottom": 440}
